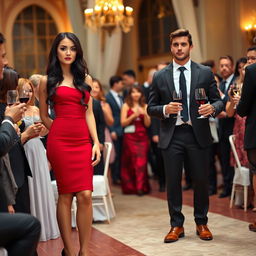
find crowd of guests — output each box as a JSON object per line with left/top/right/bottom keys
{"left": 1, "top": 30, "right": 256, "bottom": 255}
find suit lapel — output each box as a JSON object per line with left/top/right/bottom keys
{"left": 165, "top": 63, "right": 175, "bottom": 96}
{"left": 190, "top": 61, "right": 200, "bottom": 104}
{"left": 109, "top": 92, "right": 121, "bottom": 109}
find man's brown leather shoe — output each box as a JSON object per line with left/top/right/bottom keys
{"left": 249, "top": 222, "right": 256, "bottom": 232}
{"left": 164, "top": 227, "right": 184, "bottom": 243}
{"left": 196, "top": 225, "right": 213, "bottom": 240}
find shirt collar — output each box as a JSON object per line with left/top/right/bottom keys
{"left": 110, "top": 89, "right": 119, "bottom": 97}
{"left": 173, "top": 59, "right": 191, "bottom": 72}
{"left": 225, "top": 74, "right": 234, "bottom": 84}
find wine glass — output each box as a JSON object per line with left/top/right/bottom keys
{"left": 6, "top": 90, "right": 18, "bottom": 106}
{"left": 172, "top": 90, "right": 183, "bottom": 118}
{"left": 195, "top": 88, "right": 208, "bottom": 119}
{"left": 18, "top": 87, "right": 30, "bottom": 104}
{"left": 230, "top": 83, "right": 241, "bottom": 109}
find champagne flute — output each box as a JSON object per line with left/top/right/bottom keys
{"left": 195, "top": 88, "right": 208, "bottom": 119}
{"left": 230, "top": 83, "right": 241, "bottom": 109}
{"left": 172, "top": 90, "right": 183, "bottom": 118}
{"left": 6, "top": 90, "right": 18, "bottom": 106}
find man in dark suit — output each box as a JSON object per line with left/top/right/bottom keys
{"left": 147, "top": 29, "right": 223, "bottom": 243}
{"left": 237, "top": 62, "right": 256, "bottom": 232}
{"left": 106, "top": 76, "right": 123, "bottom": 184}
{"left": 0, "top": 32, "right": 40, "bottom": 256}
{"left": 217, "top": 55, "right": 236, "bottom": 198}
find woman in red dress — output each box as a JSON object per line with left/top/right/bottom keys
{"left": 120, "top": 85, "right": 151, "bottom": 195}
{"left": 39, "top": 32, "right": 101, "bottom": 256}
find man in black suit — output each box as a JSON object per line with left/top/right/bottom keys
{"left": 0, "top": 32, "right": 40, "bottom": 256}
{"left": 122, "top": 70, "right": 137, "bottom": 99}
{"left": 237, "top": 62, "right": 256, "bottom": 232}
{"left": 147, "top": 29, "right": 223, "bottom": 243}
{"left": 218, "top": 55, "right": 236, "bottom": 198}
{"left": 106, "top": 76, "right": 123, "bottom": 184}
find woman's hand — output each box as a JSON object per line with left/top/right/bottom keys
{"left": 228, "top": 87, "right": 240, "bottom": 105}
{"left": 91, "top": 142, "right": 101, "bottom": 166}
{"left": 21, "top": 123, "right": 42, "bottom": 144}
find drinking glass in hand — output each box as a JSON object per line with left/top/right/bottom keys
{"left": 6, "top": 90, "right": 18, "bottom": 106}
{"left": 195, "top": 88, "right": 208, "bottom": 119}
{"left": 172, "top": 90, "right": 183, "bottom": 118}
{"left": 230, "top": 83, "right": 241, "bottom": 109}
{"left": 18, "top": 88, "right": 30, "bottom": 104}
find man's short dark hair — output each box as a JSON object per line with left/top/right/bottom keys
{"left": 219, "top": 55, "right": 234, "bottom": 65}
{"left": 109, "top": 75, "right": 122, "bottom": 88}
{"left": 170, "top": 29, "right": 193, "bottom": 46}
{"left": 122, "top": 69, "right": 136, "bottom": 79}
{"left": 0, "top": 33, "right": 5, "bottom": 44}
{"left": 247, "top": 46, "right": 256, "bottom": 52}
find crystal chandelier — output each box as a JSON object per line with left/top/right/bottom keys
{"left": 84, "top": 0, "right": 134, "bottom": 36}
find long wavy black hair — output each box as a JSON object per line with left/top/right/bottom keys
{"left": 46, "top": 32, "right": 91, "bottom": 107}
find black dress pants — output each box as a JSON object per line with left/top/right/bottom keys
{"left": 0, "top": 213, "right": 41, "bottom": 256}
{"left": 162, "top": 125, "right": 209, "bottom": 227}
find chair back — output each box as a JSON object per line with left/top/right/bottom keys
{"left": 229, "top": 135, "right": 241, "bottom": 169}
{"left": 229, "top": 135, "right": 250, "bottom": 186}
{"left": 103, "top": 142, "right": 112, "bottom": 179}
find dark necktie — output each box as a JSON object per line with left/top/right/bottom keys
{"left": 179, "top": 66, "right": 189, "bottom": 122}
{"left": 220, "top": 80, "right": 226, "bottom": 94}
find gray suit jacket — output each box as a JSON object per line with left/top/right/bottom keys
{"left": 147, "top": 61, "right": 223, "bottom": 149}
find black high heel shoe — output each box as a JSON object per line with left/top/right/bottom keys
{"left": 61, "top": 248, "right": 65, "bottom": 256}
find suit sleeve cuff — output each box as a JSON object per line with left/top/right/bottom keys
{"left": 163, "top": 105, "right": 170, "bottom": 118}
{"left": 1, "top": 119, "right": 14, "bottom": 128}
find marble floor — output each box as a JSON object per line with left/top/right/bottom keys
{"left": 37, "top": 181, "right": 256, "bottom": 256}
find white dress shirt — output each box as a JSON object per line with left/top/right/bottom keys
{"left": 110, "top": 89, "right": 122, "bottom": 108}
{"left": 163, "top": 59, "right": 192, "bottom": 125}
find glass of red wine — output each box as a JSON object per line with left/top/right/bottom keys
{"left": 18, "top": 88, "right": 30, "bottom": 104}
{"left": 172, "top": 90, "right": 183, "bottom": 118}
{"left": 6, "top": 90, "right": 18, "bottom": 106}
{"left": 195, "top": 88, "right": 208, "bottom": 119}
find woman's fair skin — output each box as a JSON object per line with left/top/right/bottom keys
{"left": 39, "top": 37, "right": 100, "bottom": 256}
{"left": 91, "top": 80, "right": 114, "bottom": 126}
{"left": 121, "top": 88, "right": 151, "bottom": 128}
{"left": 19, "top": 81, "right": 48, "bottom": 143}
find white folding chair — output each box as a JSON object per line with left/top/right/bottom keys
{"left": 92, "top": 142, "right": 116, "bottom": 223}
{"left": 229, "top": 135, "right": 250, "bottom": 212}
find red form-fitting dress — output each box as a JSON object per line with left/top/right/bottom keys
{"left": 121, "top": 108, "right": 150, "bottom": 194}
{"left": 47, "top": 86, "right": 93, "bottom": 194}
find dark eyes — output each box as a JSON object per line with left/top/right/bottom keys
{"left": 60, "top": 47, "right": 76, "bottom": 51}
{"left": 172, "top": 43, "right": 188, "bottom": 47}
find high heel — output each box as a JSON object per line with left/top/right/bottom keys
{"left": 61, "top": 248, "right": 65, "bottom": 256}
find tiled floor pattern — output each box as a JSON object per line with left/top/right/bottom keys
{"left": 93, "top": 187, "right": 256, "bottom": 256}
{"left": 38, "top": 183, "right": 256, "bottom": 255}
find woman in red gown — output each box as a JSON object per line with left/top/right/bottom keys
{"left": 39, "top": 32, "right": 101, "bottom": 256}
{"left": 120, "top": 85, "right": 151, "bottom": 195}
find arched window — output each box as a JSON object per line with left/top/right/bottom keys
{"left": 138, "top": 0, "right": 178, "bottom": 57}
{"left": 13, "top": 5, "right": 58, "bottom": 77}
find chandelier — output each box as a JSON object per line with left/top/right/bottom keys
{"left": 84, "top": 0, "right": 134, "bottom": 36}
